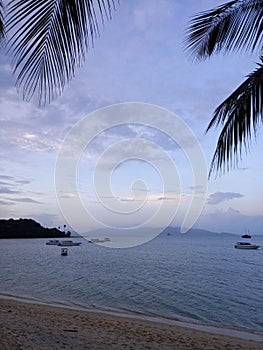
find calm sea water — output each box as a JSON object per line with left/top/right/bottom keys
{"left": 1, "top": 231, "right": 263, "bottom": 332}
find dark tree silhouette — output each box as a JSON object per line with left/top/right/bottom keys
{"left": 0, "top": 218, "right": 69, "bottom": 238}
{"left": 186, "top": 0, "right": 263, "bottom": 176}
{"left": 0, "top": 0, "right": 116, "bottom": 105}
{"left": 0, "top": 1, "right": 4, "bottom": 42}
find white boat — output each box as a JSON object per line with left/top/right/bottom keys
{"left": 61, "top": 248, "right": 68, "bottom": 256}
{"left": 46, "top": 239, "right": 60, "bottom": 245}
{"left": 88, "top": 238, "right": 110, "bottom": 243}
{"left": 58, "top": 240, "right": 82, "bottom": 246}
{"left": 234, "top": 242, "right": 260, "bottom": 249}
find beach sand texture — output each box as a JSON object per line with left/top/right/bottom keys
{"left": 0, "top": 298, "right": 262, "bottom": 350}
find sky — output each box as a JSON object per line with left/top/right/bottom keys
{"left": 0, "top": 0, "right": 263, "bottom": 239}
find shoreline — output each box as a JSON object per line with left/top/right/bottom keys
{"left": 0, "top": 296, "right": 263, "bottom": 350}
{"left": 1, "top": 292, "right": 263, "bottom": 341}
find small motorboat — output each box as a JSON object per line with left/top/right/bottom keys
{"left": 58, "top": 240, "right": 82, "bottom": 246}
{"left": 88, "top": 238, "right": 110, "bottom": 243}
{"left": 46, "top": 239, "right": 60, "bottom": 245}
{"left": 61, "top": 248, "right": 68, "bottom": 256}
{"left": 234, "top": 242, "right": 260, "bottom": 249}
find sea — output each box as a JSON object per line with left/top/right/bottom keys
{"left": 1, "top": 229, "right": 263, "bottom": 337}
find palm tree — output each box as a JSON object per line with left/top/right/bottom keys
{"left": 0, "top": 2, "right": 4, "bottom": 42}
{"left": 0, "top": 0, "right": 116, "bottom": 106}
{"left": 186, "top": 0, "right": 263, "bottom": 176}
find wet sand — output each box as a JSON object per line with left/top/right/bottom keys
{"left": 0, "top": 298, "right": 262, "bottom": 350}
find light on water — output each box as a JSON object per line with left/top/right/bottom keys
{"left": 1, "top": 231, "right": 263, "bottom": 333}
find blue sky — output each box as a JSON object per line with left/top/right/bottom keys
{"left": 0, "top": 0, "right": 263, "bottom": 237}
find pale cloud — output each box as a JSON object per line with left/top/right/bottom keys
{"left": 0, "top": 175, "right": 15, "bottom": 181}
{"left": 0, "top": 175, "right": 41, "bottom": 210}
{"left": 207, "top": 192, "right": 244, "bottom": 205}
{"left": 0, "top": 62, "right": 111, "bottom": 156}
{"left": 8, "top": 197, "right": 42, "bottom": 204}
{"left": 0, "top": 175, "right": 33, "bottom": 187}
{"left": 0, "top": 187, "right": 20, "bottom": 194}
{"left": 157, "top": 196, "right": 179, "bottom": 201}
{"left": 0, "top": 200, "right": 15, "bottom": 206}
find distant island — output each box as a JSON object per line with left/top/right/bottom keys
{"left": 0, "top": 218, "right": 71, "bottom": 239}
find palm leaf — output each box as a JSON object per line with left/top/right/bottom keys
{"left": 6, "top": 0, "right": 116, "bottom": 106}
{"left": 207, "top": 59, "right": 263, "bottom": 176}
{"left": 185, "top": 0, "right": 263, "bottom": 59}
{"left": 0, "top": 1, "right": 5, "bottom": 42}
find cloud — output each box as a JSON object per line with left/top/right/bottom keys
{"left": 0, "top": 200, "right": 15, "bottom": 206}
{"left": 0, "top": 175, "right": 34, "bottom": 196}
{"left": 0, "top": 175, "right": 15, "bottom": 181}
{"left": 15, "top": 179, "right": 32, "bottom": 185}
{"left": 0, "top": 174, "right": 32, "bottom": 185}
{"left": 0, "top": 177, "right": 42, "bottom": 206}
{"left": 0, "top": 63, "right": 109, "bottom": 157}
{"left": 157, "top": 196, "right": 178, "bottom": 201}
{"left": 207, "top": 192, "right": 244, "bottom": 205}
{"left": 9, "top": 197, "right": 42, "bottom": 204}
{"left": 0, "top": 187, "right": 20, "bottom": 194}
{"left": 74, "top": 118, "right": 198, "bottom": 174}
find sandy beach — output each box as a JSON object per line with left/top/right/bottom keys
{"left": 0, "top": 298, "right": 262, "bottom": 350}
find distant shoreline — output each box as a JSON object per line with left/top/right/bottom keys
{"left": 0, "top": 218, "right": 71, "bottom": 239}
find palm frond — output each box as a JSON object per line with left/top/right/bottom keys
{"left": 207, "top": 60, "right": 263, "bottom": 177}
{"left": 185, "top": 0, "right": 263, "bottom": 60}
{"left": 6, "top": 0, "right": 116, "bottom": 106}
{"left": 0, "top": 1, "right": 5, "bottom": 43}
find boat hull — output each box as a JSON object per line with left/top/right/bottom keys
{"left": 88, "top": 238, "right": 110, "bottom": 243}
{"left": 46, "top": 240, "right": 60, "bottom": 245}
{"left": 58, "top": 241, "right": 82, "bottom": 246}
{"left": 234, "top": 244, "right": 260, "bottom": 249}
